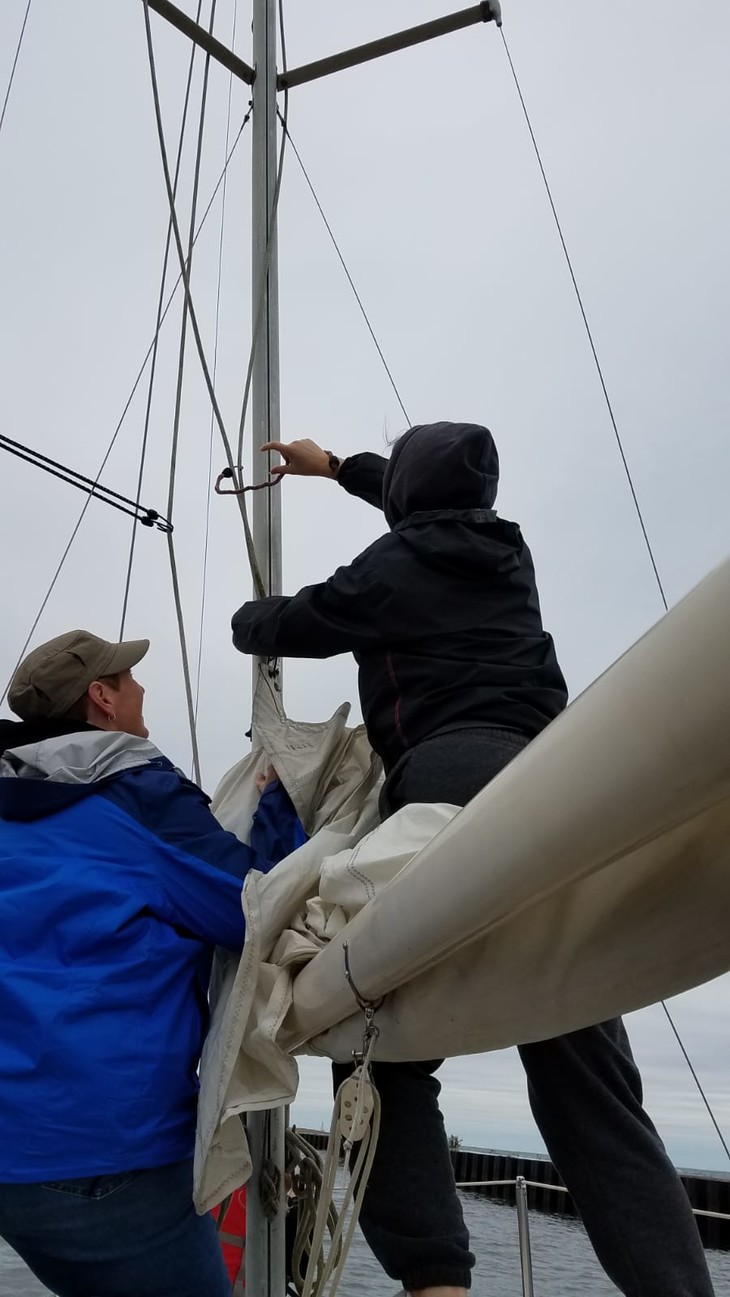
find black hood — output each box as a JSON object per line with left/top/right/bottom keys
{"left": 382, "top": 422, "right": 499, "bottom": 528}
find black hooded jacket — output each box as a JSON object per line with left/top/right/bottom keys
{"left": 232, "top": 422, "right": 568, "bottom": 773}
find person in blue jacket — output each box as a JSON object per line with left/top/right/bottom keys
{"left": 0, "top": 628, "right": 301, "bottom": 1297}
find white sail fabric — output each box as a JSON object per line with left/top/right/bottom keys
{"left": 195, "top": 677, "right": 382, "bottom": 1210}
{"left": 195, "top": 558, "right": 730, "bottom": 1210}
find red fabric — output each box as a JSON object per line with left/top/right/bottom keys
{"left": 210, "top": 1186, "right": 246, "bottom": 1283}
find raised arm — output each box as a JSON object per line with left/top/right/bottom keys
{"left": 232, "top": 541, "right": 394, "bottom": 660}
{"left": 261, "top": 439, "right": 386, "bottom": 512}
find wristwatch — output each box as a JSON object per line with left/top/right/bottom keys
{"left": 324, "top": 450, "right": 341, "bottom": 477}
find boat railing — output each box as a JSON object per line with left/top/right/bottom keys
{"left": 455, "top": 1175, "right": 730, "bottom": 1221}
{"left": 454, "top": 1174, "right": 730, "bottom": 1297}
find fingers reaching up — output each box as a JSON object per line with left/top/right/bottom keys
{"left": 261, "top": 439, "right": 340, "bottom": 479}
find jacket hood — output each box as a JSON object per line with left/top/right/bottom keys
{"left": 382, "top": 422, "right": 499, "bottom": 528}
{"left": 0, "top": 725, "right": 164, "bottom": 822}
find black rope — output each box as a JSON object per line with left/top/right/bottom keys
{"left": 279, "top": 112, "right": 410, "bottom": 428}
{"left": 0, "top": 0, "right": 33, "bottom": 138}
{"left": 498, "top": 27, "right": 668, "bottom": 613}
{"left": 0, "top": 433, "right": 170, "bottom": 531}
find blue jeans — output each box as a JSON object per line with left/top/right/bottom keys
{"left": 0, "top": 1158, "right": 232, "bottom": 1297}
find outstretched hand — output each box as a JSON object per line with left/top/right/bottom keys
{"left": 261, "top": 439, "right": 340, "bottom": 480}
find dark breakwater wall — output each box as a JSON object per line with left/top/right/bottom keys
{"left": 296, "top": 1131, "right": 730, "bottom": 1250}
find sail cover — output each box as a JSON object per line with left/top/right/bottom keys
{"left": 195, "top": 558, "right": 730, "bottom": 1209}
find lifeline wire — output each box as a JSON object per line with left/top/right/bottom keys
{"left": 1, "top": 108, "right": 252, "bottom": 708}
{"left": 0, "top": 0, "right": 33, "bottom": 138}
{"left": 120, "top": 0, "right": 207, "bottom": 640}
{"left": 143, "top": 0, "right": 266, "bottom": 599}
{"left": 279, "top": 113, "right": 410, "bottom": 427}
{"left": 498, "top": 27, "right": 668, "bottom": 612}
{"left": 498, "top": 25, "right": 729, "bottom": 1161}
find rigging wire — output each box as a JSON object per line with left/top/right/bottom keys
{"left": 497, "top": 26, "right": 729, "bottom": 1162}
{"left": 194, "top": 0, "right": 240, "bottom": 727}
{"left": 141, "top": 0, "right": 223, "bottom": 786}
{"left": 162, "top": 0, "right": 222, "bottom": 787}
{"left": 142, "top": 0, "right": 266, "bottom": 599}
{"left": 498, "top": 28, "right": 668, "bottom": 614}
{"left": 0, "top": 0, "right": 33, "bottom": 139}
{"left": 1, "top": 511, "right": 96, "bottom": 712}
{"left": 279, "top": 112, "right": 410, "bottom": 428}
{"left": 167, "top": 1, "right": 217, "bottom": 526}
{"left": 1, "top": 109, "right": 252, "bottom": 709}
{"left": 660, "top": 1002, "right": 730, "bottom": 1163}
{"left": 167, "top": 530, "right": 202, "bottom": 784}
{"left": 120, "top": 0, "right": 207, "bottom": 640}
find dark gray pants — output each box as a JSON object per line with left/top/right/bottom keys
{"left": 334, "top": 727, "right": 714, "bottom": 1295}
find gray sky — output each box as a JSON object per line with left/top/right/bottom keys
{"left": 1, "top": 0, "right": 729, "bottom": 1169}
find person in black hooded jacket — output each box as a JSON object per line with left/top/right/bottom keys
{"left": 233, "top": 423, "right": 567, "bottom": 796}
{"left": 232, "top": 424, "right": 714, "bottom": 1297}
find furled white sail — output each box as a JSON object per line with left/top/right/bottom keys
{"left": 195, "top": 557, "right": 730, "bottom": 1210}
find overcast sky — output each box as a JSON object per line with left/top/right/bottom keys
{"left": 1, "top": 0, "right": 729, "bottom": 1170}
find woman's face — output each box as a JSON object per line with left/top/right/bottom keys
{"left": 110, "top": 670, "right": 148, "bottom": 739}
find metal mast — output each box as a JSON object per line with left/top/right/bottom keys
{"left": 247, "top": 3, "right": 286, "bottom": 1294}
{"left": 251, "top": 0, "right": 282, "bottom": 600}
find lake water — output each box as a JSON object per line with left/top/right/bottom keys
{"left": 4, "top": 1188, "right": 730, "bottom": 1295}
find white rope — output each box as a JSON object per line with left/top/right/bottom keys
{"left": 286, "top": 1128, "right": 341, "bottom": 1294}
{"left": 300, "top": 1069, "right": 381, "bottom": 1297}
{"left": 300, "top": 1015, "right": 381, "bottom": 1297}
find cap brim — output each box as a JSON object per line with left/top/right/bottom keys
{"left": 105, "top": 639, "right": 150, "bottom": 675}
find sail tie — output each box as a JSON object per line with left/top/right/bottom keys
{"left": 215, "top": 467, "right": 283, "bottom": 497}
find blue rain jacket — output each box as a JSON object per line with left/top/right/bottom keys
{"left": 0, "top": 724, "right": 304, "bottom": 1182}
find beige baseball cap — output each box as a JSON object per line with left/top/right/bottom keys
{"left": 8, "top": 630, "right": 150, "bottom": 721}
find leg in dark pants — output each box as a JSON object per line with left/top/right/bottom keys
{"left": 520, "top": 1020, "right": 714, "bottom": 1297}
{"left": 330, "top": 728, "right": 527, "bottom": 1291}
{"left": 334, "top": 728, "right": 713, "bottom": 1294}
{"left": 332, "top": 1059, "right": 474, "bottom": 1292}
